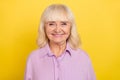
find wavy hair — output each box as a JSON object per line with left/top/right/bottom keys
{"left": 37, "top": 4, "right": 81, "bottom": 49}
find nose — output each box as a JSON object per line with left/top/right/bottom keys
{"left": 54, "top": 24, "right": 61, "bottom": 33}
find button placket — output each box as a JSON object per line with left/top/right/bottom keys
{"left": 57, "top": 60, "right": 60, "bottom": 80}
{"left": 53, "top": 56, "right": 61, "bottom": 80}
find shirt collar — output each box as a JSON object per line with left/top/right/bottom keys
{"left": 44, "top": 42, "right": 72, "bottom": 57}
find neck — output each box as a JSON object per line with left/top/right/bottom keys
{"left": 49, "top": 41, "right": 67, "bottom": 57}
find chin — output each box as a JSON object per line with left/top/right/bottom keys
{"left": 52, "top": 40, "right": 66, "bottom": 44}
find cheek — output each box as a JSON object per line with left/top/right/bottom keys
{"left": 45, "top": 27, "right": 51, "bottom": 34}
{"left": 65, "top": 27, "right": 71, "bottom": 35}
{"left": 45, "top": 27, "right": 50, "bottom": 38}
{"left": 45, "top": 29, "right": 54, "bottom": 40}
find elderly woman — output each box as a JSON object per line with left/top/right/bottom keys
{"left": 24, "top": 4, "right": 96, "bottom": 80}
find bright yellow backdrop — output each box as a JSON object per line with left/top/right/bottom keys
{"left": 0, "top": 0, "right": 120, "bottom": 80}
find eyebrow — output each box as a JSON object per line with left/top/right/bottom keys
{"left": 61, "top": 21, "right": 69, "bottom": 23}
{"left": 47, "top": 21, "right": 70, "bottom": 23}
{"left": 47, "top": 21, "right": 55, "bottom": 23}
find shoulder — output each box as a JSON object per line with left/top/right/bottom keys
{"left": 72, "top": 48, "right": 89, "bottom": 57}
{"left": 71, "top": 48, "right": 91, "bottom": 61}
{"left": 27, "top": 47, "right": 47, "bottom": 60}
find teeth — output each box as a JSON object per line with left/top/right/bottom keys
{"left": 52, "top": 34, "right": 62, "bottom": 37}
{"left": 53, "top": 34, "right": 62, "bottom": 35}
{"left": 55, "top": 34, "right": 61, "bottom": 35}
{"left": 55, "top": 34, "right": 62, "bottom": 35}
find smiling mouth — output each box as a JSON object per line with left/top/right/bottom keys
{"left": 52, "top": 34, "right": 63, "bottom": 37}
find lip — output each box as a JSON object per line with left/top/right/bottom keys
{"left": 52, "top": 34, "right": 63, "bottom": 37}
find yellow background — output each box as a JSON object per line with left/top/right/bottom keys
{"left": 0, "top": 0, "right": 120, "bottom": 80}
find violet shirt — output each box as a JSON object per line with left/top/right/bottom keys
{"left": 24, "top": 43, "right": 96, "bottom": 80}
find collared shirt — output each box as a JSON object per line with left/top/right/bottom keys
{"left": 24, "top": 43, "right": 96, "bottom": 80}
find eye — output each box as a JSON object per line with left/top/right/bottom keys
{"left": 49, "top": 23, "right": 54, "bottom": 25}
{"left": 61, "top": 22, "right": 67, "bottom": 25}
{"left": 48, "top": 23, "right": 56, "bottom": 26}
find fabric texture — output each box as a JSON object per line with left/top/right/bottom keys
{"left": 24, "top": 43, "right": 96, "bottom": 80}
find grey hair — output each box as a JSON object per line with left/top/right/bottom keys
{"left": 37, "top": 4, "right": 81, "bottom": 49}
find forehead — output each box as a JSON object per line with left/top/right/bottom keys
{"left": 44, "top": 9, "right": 70, "bottom": 22}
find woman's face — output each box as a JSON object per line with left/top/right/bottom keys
{"left": 45, "top": 21, "right": 71, "bottom": 44}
